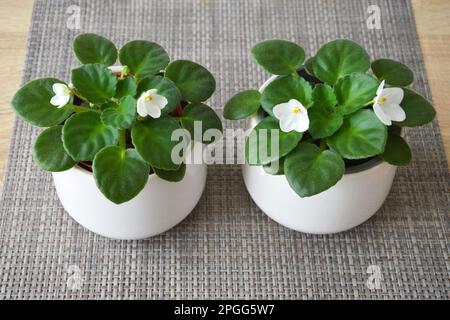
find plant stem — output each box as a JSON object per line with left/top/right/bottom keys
{"left": 319, "top": 139, "right": 327, "bottom": 151}
{"left": 71, "top": 105, "right": 90, "bottom": 113}
{"left": 119, "top": 129, "right": 126, "bottom": 149}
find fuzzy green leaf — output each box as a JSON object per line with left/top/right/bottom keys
{"left": 312, "top": 84, "right": 337, "bottom": 109}
{"left": 327, "top": 109, "right": 387, "bottom": 159}
{"left": 12, "top": 78, "right": 73, "bottom": 127}
{"left": 62, "top": 111, "right": 119, "bottom": 161}
{"left": 71, "top": 63, "right": 117, "bottom": 103}
{"left": 396, "top": 88, "right": 436, "bottom": 127}
{"left": 32, "top": 126, "right": 76, "bottom": 172}
{"left": 72, "top": 33, "right": 117, "bottom": 66}
{"left": 380, "top": 132, "right": 411, "bottom": 166}
{"left": 115, "top": 77, "right": 137, "bottom": 99}
{"left": 165, "top": 60, "right": 216, "bottom": 103}
{"left": 93, "top": 146, "right": 149, "bottom": 204}
{"left": 308, "top": 103, "right": 343, "bottom": 139}
{"left": 371, "top": 59, "right": 414, "bottom": 87}
{"left": 180, "top": 103, "right": 223, "bottom": 144}
{"left": 284, "top": 143, "right": 345, "bottom": 197}
{"left": 153, "top": 163, "right": 186, "bottom": 182}
{"left": 101, "top": 95, "right": 136, "bottom": 129}
{"left": 223, "top": 90, "right": 261, "bottom": 120}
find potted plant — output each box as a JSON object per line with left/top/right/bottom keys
{"left": 12, "top": 33, "right": 222, "bottom": 239}
{"left": 224, "top": 39, "right": 436, "bottom": 234}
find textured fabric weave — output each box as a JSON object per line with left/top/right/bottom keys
{"left": 0, "top": 0, "right": 449, "bottom": 299}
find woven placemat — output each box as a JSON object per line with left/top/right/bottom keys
{"left": 0, "top": 0, "right": 449, "bottom": 299}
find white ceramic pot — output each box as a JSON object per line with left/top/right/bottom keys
{"left": 53, "top": 161, "right": 207, "bottom": 240}
{"left": 242, "top": 74, "right": 397, "bottom": 234}
{"left": 53, "top": 66, "right": 207, "bottom": 239}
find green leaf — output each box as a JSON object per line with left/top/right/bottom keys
{"left": 284, "top": 143, "right": 345, "bottom": 197}
{"left": 223, "top": 90, "right": 261, "bottom": 120}
{"left": 334, "top": 73, "right": 379, "bottom": 115}
{"left": 263, "top": 157, "right": 285, "bottom": 175}
{"left": 136, "top": 75, "right": 181, "bottom": 114}
{"left": 32, "top": 125, "right": 76, "bottom": 172}
{"left": 115, "top": 77, "right": 137, "bottom": 99}
{"left": 62, "top": 111, "right": 119, "bottom": 161}
{"left": 180, "top": 103, "right": 223, "bottom": 144}
{"left": 72, "top": 33, "right": 117, "bottom": 66}
{"left": 119, "top": 40, "right": 169, "bottom": 79}
{"left": 304, "top": 57, "right": 315, "bottom": 76}
{"left": 312, "top": 39, "right": 370, "bottom": 84}
{"left": 371, "top": 58, "right": 414, "bottom": 86}
{"left": 261, "top": 75, "right": 312, "bottom": 116}
{"left": 165, "top": 60, "right": 216, "bottom": 103}
{"left": 312, "top": 84, "right": 337, "bottom": 109}
{"left": 131, "top": 116, "right": 183, "bottom": 170}
{"left": 93, "top": 146, "right": 149, "bottom": 204}
{"left": 251, "top": 39, "right": 305, "bottom": 75}
{"left": 71, "top": 63, "right": 117, "bottom": 103}
{"left": 327, "top": 109, "right": 387, "bottom": 159}
{"left": 12, "top": 78, "right": 73, "bottom": 127}
{"left": 380, "top": 133, "right": 411, "bottom": 166}
{"left": 101, "top": 95, "right": 136, "bottom": 129}
{"left": 308, "top": 103, "right": 343, "bottom": 139}
{"left": 396, "top": 88, "right": 436, "bottom": 127}
{"left": 245, "top": 116, "right": 302, "bottom": 165}
{"left": 153, "top": 163, "right": 186, "bottom": 182}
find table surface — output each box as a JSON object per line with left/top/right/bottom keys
{"left": 0, "top": 0, "right": 449, "bottom": 187}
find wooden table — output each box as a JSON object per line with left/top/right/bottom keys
{"left": 0, "top": 0, "right": 449, "bottom": 186}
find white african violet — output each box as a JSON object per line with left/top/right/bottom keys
{"left": 50, "top": 83, "right": 71, "bottom": 108}
{"left": 273, "top": 98, "right": 309, "bottom": 133}
{"left": 136, "top": 89, "right": 168, "bottom": 118}
{"left": 372, "top": 80, "right": 406, "bottom": 126}
{"left": 242, "top": 75, "right": 397, "bottom": 234}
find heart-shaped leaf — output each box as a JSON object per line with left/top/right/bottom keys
{"left": 380, "top": 132, "right": 411, "bottom": 166}
{"left": 284, "top": 143, "right": 345, "bottom": 197}
{"left": 396, "top": 88, "right": 436, "bottom": 127}
{"left": 334, "top": 73, "right": 379, "bottom": 115}
{"left": 119, "top": 40, "right": 169, "bottom": 79}
{"left": 72, "top": 33, "right": 117, "bottom": 66}
{"left": 12, "top": 78, "right": 73, "bottom": 127}
{"left": 308, "top": 103, "right": 343, "bottom": 139}
{"left": 153, "top": 163, "right": 186, "bottom": 182}
{"left": 101, "top": 95, "right": 136, "bottom": 129}
{"left": 131, "top": 116, "right": 183, "bottom": 170}
{"left": 115, "top": 77, "right": 137, "bottom": 99}
{"left": 180, "top": 103, "right": 222, "bottom": 144}
{"left": 71, "top": 64, "right": 117, "bottom": 104}
{"left": 251, "top": 39, "right": 305, "bottom": 75}
{"left": 32, "top": 125, "right": 76, "bottom": 172}
{"left": 62, "top": 111, "right": 119, "bottom": 161}
{"left": 93, "top": 146, "right": 149, "bottom": 204}
{"left": 165, "top": 60, "right": 216, "bottom": 103}
{"left": 261, "top": 75, "right": 312, "bottom": 116}
{"left": 223, "top": 89, "right": 261, "bottom": 120}
{"left": 246, "top": 116, "right": 302, "bottom": 165}
{"left": 327, "top": 109, "right": 387, "bottom": 159}
{"left": 371, "top": 58, "right": 414, "bottom": 87}
{"left": 312, "top": 39, "right": 370, "bottom": 84}
{"left": 312, "top": 84, "right": 337, "bottom": 109}
{"left": 136, "top": 75, "right": 181, "bottom": 114}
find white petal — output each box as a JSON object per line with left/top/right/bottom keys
{"left": 279, "top": 116, "right": 298, "bottom": 133}
{"left": 152, "top": 93, "right": 168, "bottom": 109}
{"left": 381, "top": 87, "right": 404, "bottom": 105}
{"left": 146, "top": 102, "right": 162, "bottom": 118}
{"left": 295, "top": 112, "right": 309, "bottom": 133}
{"left": 146, "top": 89, "right": 158, "bottom": 95}
{"left": 50, "top": 94, "right": 69, "bottom": 108}
{"left": 137, "top": 97, "right": 148, "bottom": 117}
{"left": 52, "top": 83, "right": 67, "bottom": 95}
{"left": 373, "top": 103, "right": 392, "bottom": 125}
{"left": 273, "top": 102, "right": 293, "bottom": 120}
{"left": 376, "top": 80, "right": 385, "bottom": 96}
{"left": 380, "top": 103, "right": 406, "bottom": 122}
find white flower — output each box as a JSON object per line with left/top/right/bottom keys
{"left": 273, "top": 99, "right": 309, "bottom": 133}
{"left": 372, "top": 80, "right": 406, "bottom": 126}
{"left": 50, "top": 83, "right": 71, "bottom": 108}
{"left": 137, "top": 89, "right": 168, "bottom": 118}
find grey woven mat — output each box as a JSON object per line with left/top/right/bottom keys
{"left": 0, "top": 0, "right": 449, "bottom": 299}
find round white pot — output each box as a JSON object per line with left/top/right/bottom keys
{"left": 54, "top": 66, "right": 207, "bottom": 239}
{"left": 242, "top": 74, "right": 397, "bottom": 234}
{"left": 53, "top": 161, "right": 207, "bottom": 240}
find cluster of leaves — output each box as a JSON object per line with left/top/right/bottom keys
{"left": 224, "top": 39, "right": 436, "bottom": 197}
{"left": 12, "top": 33, "right": 222, "bottom": 204}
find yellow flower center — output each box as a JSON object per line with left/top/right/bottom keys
{"left": 292, "top": 106, "right": 302, "bottom": 114}
{"left": 378, "top": 96, "right": 387, "bottom": 104}
{"left": 145, "top": 95, "right": 153, "bottom": 102}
